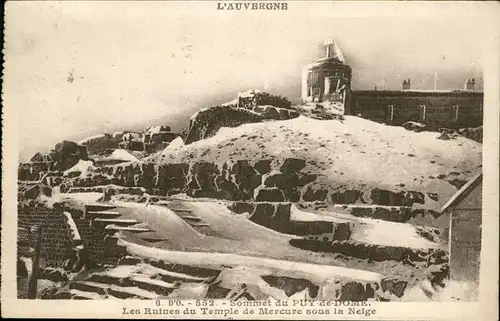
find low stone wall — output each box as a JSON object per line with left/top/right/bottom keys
{"left": 17, "top": 200, "right": 127, "bottom": 269}
{"left": 17, "top": 201, "right": 75, "bottom": 267}
{"left": 185, "top": 106, "right": 265, "bottom": 144}
{"left": 227, "top": 202, "right": 351, "bottom": 240}
{"left": 238, "top": 92, "right": 292, "bottom": 110}
{"left": 79, "top": 133, "right": 123, "bottom": 156}
{"left": 61, "top": 157, "right": 434, "bottom": 209}
{"left": 253, "top": 105, "right": 299, "bottom": 120}
{"left": 184, "top": 104, "right": 299, "bottom": 145}
{"left": 289, "top": 239, "right": 448, "bottom": 268}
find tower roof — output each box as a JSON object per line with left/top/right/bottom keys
{"left": 322, "top": 37, "right": 345, "bottom": 64}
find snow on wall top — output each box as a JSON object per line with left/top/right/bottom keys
{"left": 62, "top": 211, "right": 81, "bottom": 241}
{"left": 63, "top": 160, "right": 94, "bottom": 177}
{"left": 78, "top": 134, "right": 108, "bottom": 145}
{"left": 238, "top": 89, "right": 262, "bottom": 98}
{"left": 99, "top": 149, "right": 139, "bottom": 162}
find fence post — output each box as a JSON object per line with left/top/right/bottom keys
{"left": 388, "top": 105, "right": 394, "bottom": 123}
{"left": 420, "top": 105, "right": 426, "bottom": 121}
{"left": 454, "top": 105, "right": 459, "bottom": 121}
{"left": 27, "top": 225, "right": 43, "bottom": 299}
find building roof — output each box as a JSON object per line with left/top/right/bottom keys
{"left": 324, "top": 37, "right": 345, "bottom": 63}
{"left": 351, "top": 89, "right": 483, "bottom": 97}
{"left": 440, "top": 173, "right": 482, "bottom": 213}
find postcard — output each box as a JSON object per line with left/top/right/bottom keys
{"left": 2, "top": 1, "right": 499, "bottom": 319}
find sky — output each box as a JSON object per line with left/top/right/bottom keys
{"left": 4, "top": 2, "right": 488, "bottom": 161}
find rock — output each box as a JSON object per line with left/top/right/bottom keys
{"left": 238, "top": 91, "right": 291, "bottom": 110}
{"left": 371, "top": 189, "right": 405, "bottom": 206}
{"left": 30, "top": 152, "right": 49, "bottom": 162}
{"left": 283, "top": 188, "right": 301, "bottom": 202}
{"left": 280, "top": 158, "right": 306, "bottom": 174}
{"left": 185, "top": 106, "right": 264, "bottom": 144}
{"left": 437, "top": 132, "right": 451, "bottom": 140}
{"left": 380, "top": 278, "right": 408, "bottom": 298}
{"left": 24, "top": 184, "right": 52, "bottom": 199}
{"left": 157, "top": 163, "right": 189, "bottom": 191}
{"left": 250, "top": 203, "right": 291, "bottom": 232}
{"left": 227, "top": 202, "right": 255, "bottom": 215}
{"left": 192, "top": 162, "right": 220, "bottom": 176}
{"left": 41, "top": 267, "right": 70, "bottom": 283}
{"left": 254, "top": 160, "right": 272, "bottom": 174}
{"left": 332, "top": 222, "right": 352, "bottom": 241}
{"left": 255, "top": 188, "right": 285, "bottom": 202}
{"left": 231, "top": 160, "right": 255, "bottom": 176}
{"left": 447, "top": 179, "right": 467, "bottom": 189}
{"left": 249, "top": 203, "right": 276, "bottom": 228}
{"left": 458, "top": 126, "right": 482, "bottom": 143}
{"left": 215, "top": 176, "right": 241, "bottom": 200}
{"left": 274, "top": 203, "right": 292, "bottom": 221}
{"left": 50, "top": 140, "right": 88, "bottom": 172}
{"left": 339, "top": 281, "right": 372, "bottom": 301}
{"left": 330, "top": 190, "right": 364, "bottom": 204}
{"left": 78, "top": 133, "right": 121, "bottom": 155}
{"left": 261, "top": 275, "right": 319, "bottom": 298}
{"left": 402, "top": 121, "right": 427, "bottom": 132}
{"left": 118, "top": 140, "right": 144, "bottom": 151}
{"left": 287, "top": 220, "right": 333, "bottom": 236}
{"left": 264, "top": 173, "right": 298, "bottom": 189}
{"left": 297, "top": 174, "right": 318, "bottom": 186}
{"left": 302, "top": 188, "right": 328, "bottom": 202}
{"left": 191, "top": 163, "right": 220, "bottom": 194}
{"left": 233, "top": 174, "right": 262, "bottom": 197}
{"left": 254, "top": 105, "right": 281, "bottom": 119}
{"left": 206, "top": 282, "right": 232, "bottom": 299}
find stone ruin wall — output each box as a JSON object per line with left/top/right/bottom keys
{"left": 237, "top": 92, "right": 292, "bottom": 110}
{"left": 17, "top": 201, "right": 126, "bottom": 270}
{"left": 184, "top": 105, "right": 299, "bottom": 145}
{"left": 64, "top": 158, "right": 432, "bottom": 208}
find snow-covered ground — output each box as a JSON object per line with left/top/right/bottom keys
{"left": 156, "top": 115, "right": 481, "bottom": 211}
{"left": 118, "top": 239, "right": 384, "bottom": 284}
{"left": 290, "top": 205, "right": 441, "bottom": 249}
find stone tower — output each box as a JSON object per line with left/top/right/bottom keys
{"left": 301, "top": 38, "right": 352, "bottom": 114}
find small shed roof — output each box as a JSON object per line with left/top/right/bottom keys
{"left": 440, "top": 173, "right": 482, "bottom": 213}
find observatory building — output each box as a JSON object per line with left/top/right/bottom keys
{"left": 301, "top": 38, "right": 352, "bottom": 113}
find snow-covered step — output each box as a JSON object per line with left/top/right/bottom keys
{"left": 169, "top": 208, "right": 192, "bottom": 213}
{"left": 129, "top": 275, "right": 179, "bottom": 296}
{"left": 86, "top": 210, "right": 122, "bottom": 219}
{"left": 149, "top": 262, "right": 221, "bottom": 279}
{"left": 85, "top": 204, "right": 118, "bottom": 212}
{"left": 94, "top": 218, "right": 140, "bottom": 225}
{"left": 289, "top": 239, "right": 448, "bottom": 267}
{"left": 87, "top": 273, "right": 123, "bottom": 285}
{"left": 69, "top": 289, "right": 102, "bottom": 300}
{"left": 189, "top": 222, "right": 210, "bottom": 227}
{"left": 142, "top": 237, "right": 169, "bottom": 243}
{"left": 70, "top": 281, "right": 110, "bottom": 295}
{"left": 84, "top": 272, "right": 177, "bottom": 297}
{"left": 179, "top": 216, "right": 202, "bottom": 222}
{"left": 107, "top": 285, "right": 160, "bottom": 299}
{"left": 141, "top": 264, "right": 211, "bottom": 283}
{"left": 105, "top": 225, "right": 151, "bottom": 233}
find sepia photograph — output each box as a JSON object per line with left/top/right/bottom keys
{"left": 2, "top": 0, "right": 499, "bottom": 319}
